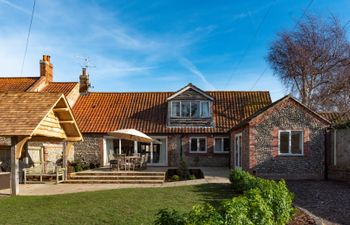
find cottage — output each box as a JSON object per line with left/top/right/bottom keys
{"left": 0, "top": 55, "right": 333, "bottom": 180}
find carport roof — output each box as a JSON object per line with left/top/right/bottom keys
{"left": 0, "top": 92, "right": 82, "bottom": 142}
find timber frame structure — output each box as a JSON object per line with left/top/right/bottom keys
{"left": 0, "top": 92, "right": 82, "bottom": 196}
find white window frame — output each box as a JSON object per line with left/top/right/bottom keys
{"left": 171, "top": 101, "right": 181, "bottom": 117}
{"left": 234, "top": 133, "right": 242, "bottom": 168}
{"left": 213, "top": 137, "right": 230, "bottom": 153}
{"left": 278, "top": 130, "right": 304, "bottom": 156}
{"left": 200, "top": 101, "right": 211, "bottom": 118}
{"left": 170, "top": 100, "right": 211, "bottom": 118}
{"left": 189, "top": 137, "right": 207, "bottom": 153}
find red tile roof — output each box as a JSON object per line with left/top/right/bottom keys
{"left": 0, "top": 77, "right": 39, "bottom": 92}
{"left": 72, "top": 91, "right": 272, "bottom": 134}
{"left": 41, "top": 82, "right": 78, "bottom": 96}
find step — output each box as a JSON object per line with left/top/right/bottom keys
{"left": 63, "top": 179, "right": 164, "bottom": 184}
{"left": 69, "top": 175, "right": 165, "bottom": 180}
{"left": 70, "top": 172, "right": 165, "bottom": 176}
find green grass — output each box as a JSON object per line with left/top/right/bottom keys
{"left": 0, "top": 184, "right": 235, "bottom": 225}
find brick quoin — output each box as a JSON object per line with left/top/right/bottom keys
{"left": 304, "top": 128, "right": 310, "bottom": 156}
{"left": 248, "top": 125, "right": 257, "bottom": 169}
{"left": 271, "top": 127, "right": 279, "bottom": 157}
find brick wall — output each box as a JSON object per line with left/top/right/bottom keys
{"left": 177, "top": 134, "right": 230, "bottom": 167}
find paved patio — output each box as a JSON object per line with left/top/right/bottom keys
{"left": 0, "top": 167, "right": 230, "bottom": 196}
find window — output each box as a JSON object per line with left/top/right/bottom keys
{"left": 171, "top": 101, "right": 180, "bottom": 117}
{"left": 279, "top": 130, "right": 304, "bottom": 155}
{"left": 170, "top": 100, "right": 211, "bottom": 118}
{"left": 190, "top": 137, "right": 207, "bottom": 153}
{"left": 181, "top": 102, "right": 191, "bottom": 117}
{"left": 214, "top": 137, "right": 230, "bottom": 153}
{"left": 201, "top": 101, "right": 210, "bottom": 117}
{"left": 191, "top": 101, "right": 200, "bottom": 117}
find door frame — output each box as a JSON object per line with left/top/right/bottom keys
{"left": 149, "top": 136, "right": 168, "bottom": 166}
{"left": 234, "top": 133, "right": 242, "bottom": 168}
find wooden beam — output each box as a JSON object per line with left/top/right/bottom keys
{"left": 59, "top": 121, "right": 74, "bottom": 124}
{"left": 53, "top": 108, "right": 69, "bottom": 112}
{"left": 15, "top": 136, "right": 31, "bottom": 159}
{"left": 66, "top": 137, "right": 83, "bottom": 142}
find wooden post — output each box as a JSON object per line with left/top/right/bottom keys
{"left": 63, "top": 142, "right": 74, "bottom": 181}
{"left": 10, "top": 136, "right": 29, "bottom": 196}
{"left": 10, "top": 137, "right": 19, "bottom": 196}
{"left": 119, "top": 139, "right": 122, "bottom": 155}
{"left": 134, "top": 141, "right": 138, "bottom": 154}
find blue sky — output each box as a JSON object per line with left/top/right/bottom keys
{"left": 0, "top": 0, "right": 349, "bottom": 100}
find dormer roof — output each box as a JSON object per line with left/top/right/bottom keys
{"left": 167, "top": 83, "right": 214, "bottom": 101}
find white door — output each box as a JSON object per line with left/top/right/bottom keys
{"left": 234, "top": 133, "right": 242, "bottom": 168}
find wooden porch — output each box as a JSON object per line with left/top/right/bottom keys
{"left": 0, "top": 92, "right": 83, "bottom": 195}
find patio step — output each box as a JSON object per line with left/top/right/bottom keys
{"left": 70, "top": 172, "right": 165, "bottom": 176}
{"left": 63, "top": 179, "right": 164, "bottom": 184}
{"left": 66, "top": 171, "right": 166, "bottom": 184}
{"left": 69, "top": 175, "right": 165, "bottom": 181}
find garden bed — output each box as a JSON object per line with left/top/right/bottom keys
{"left": 165, "top": 169, "right": 204, "bottom": 182}
{"left": 288, "top": 208, "right": 316, "bottom": 225}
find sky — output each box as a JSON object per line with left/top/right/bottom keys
{"left": 0, "top": 0, "right": 349, "bottom": 100}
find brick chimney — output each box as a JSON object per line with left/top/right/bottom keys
{"left": 79, "top": 67, "right": 90, "bottom": 95}
{"left": 40, "top": 55, "right": 53, "bottom": 82}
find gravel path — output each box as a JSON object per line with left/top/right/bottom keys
{"left": 287, "top": 180, "right": 350, "bottom": 225}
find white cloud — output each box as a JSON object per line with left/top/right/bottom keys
{"left": 178, "top": 57, "right": 216, "bottom": 90}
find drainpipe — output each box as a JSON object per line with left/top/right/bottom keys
{"left": 324, "top": 128, "right": 330, "bottom": 180}
{"left": 180, "top": 135, "right": 183, "bottom": 161}
{"left": 333, "top": 129, "right": 337, "bottom": 166}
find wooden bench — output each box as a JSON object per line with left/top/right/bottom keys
{"left": 23, "top": 166, "right": 66, "bottom": 184}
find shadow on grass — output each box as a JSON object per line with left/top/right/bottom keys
{"left": 191, "top": 183, "right": 237, "bottom": 208}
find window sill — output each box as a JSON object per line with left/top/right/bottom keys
{"left": 278, "top": 154, "right": 304, "bottom": 157}
{"left": 213, "top": 151, "right": 229, "bottom": 154}
{"left": 189, "top": 151, "right": 207, "bottom": 154}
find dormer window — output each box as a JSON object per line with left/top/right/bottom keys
{"left": 171, "top": 100, "right": 211, "bottom": 118}
{"left": 167, "top": 83, "right": 214, "bottom": 127}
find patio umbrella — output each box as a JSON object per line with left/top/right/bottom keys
{"left": 108, "top": 129, "right": 161, "bottom": 144}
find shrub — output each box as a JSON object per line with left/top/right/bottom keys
{"left": 177, "top": 159, "right": 190, "bottom": 179}
{"left": 229, "top": 169, "right": 294, "bottom": 225}
{"left": 171, "top": 175, "right": 180, "bottom": 181}
{"left": 188, "top": 175, "right": 196, "bottom": 180}
{"left": 154, "top": 209, "right": 185, "bottom": 225}
{"left": 245, "top": 188, "right": 274, "bottom": 225}
{"left": 255, "top": 179, "right": 294, "bottom": 225}
{"left": 222, "top": 196, "right": 253, "bottom": 225}
{"left": 74, "top": 164, "right": 83, "bottom": 172}
{"left": 229, "top": 168, "right": 257, "bottom": 192}
{"left": 186, "top": 204, "right": 223, "bottom": 225}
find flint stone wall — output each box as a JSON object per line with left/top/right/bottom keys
{"left": 74, "top": 134, "right": 103, "bottom": 165}
{"left": 254, "top": 104, "right": 326, "bottom": 179}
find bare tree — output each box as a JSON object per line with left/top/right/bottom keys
{"left": 267, "top": 15, "right": 350, "bottom": 112}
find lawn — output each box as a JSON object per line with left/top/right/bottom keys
{"left": 0, "top": 184, "right": 235, "bottom": 225}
